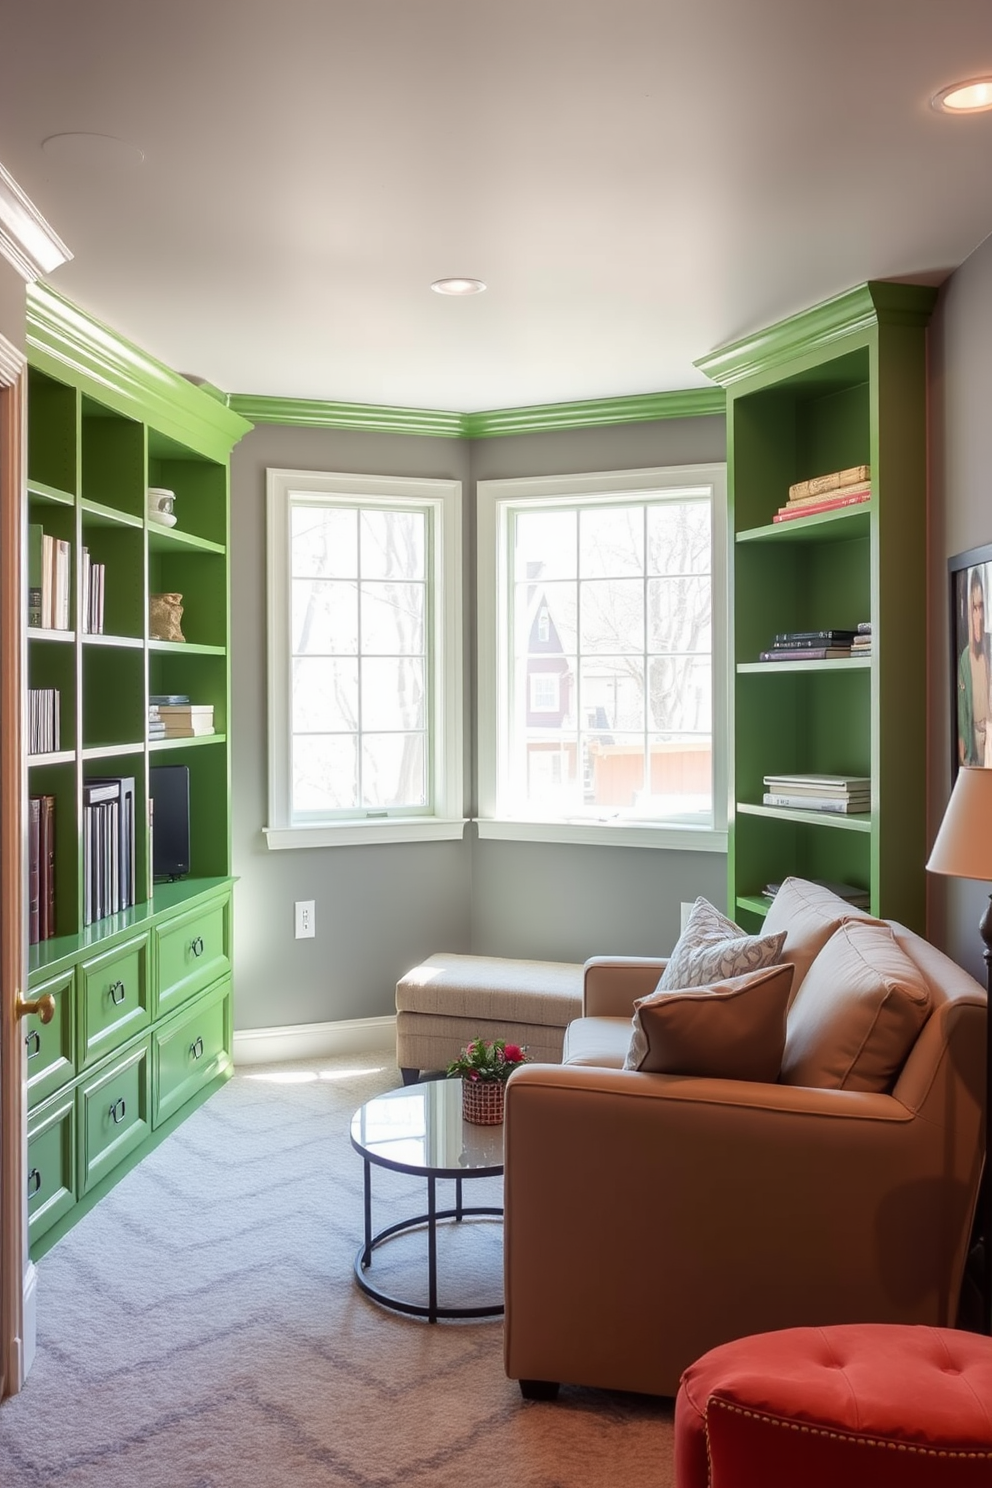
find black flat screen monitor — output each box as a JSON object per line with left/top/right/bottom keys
{"left": 149, "top": 764, "right": 190, "bottom": 880}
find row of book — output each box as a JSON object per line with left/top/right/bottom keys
{"left": 28, "top": 525, "right": 71, "bottom": 631}
{"left": 149, "top": 695, "right": 215, "bottom": 740}
{"left": 28, "top": 795, "right": 56, "bottom": 944}
{"left": 27, "top": 687, "right": 61, "bottom": 756}
{"left": 80, "top": 548, "right": 107, "bottom": 634}
{"left": 83, "top": 775, "right": 137, "bottom": 926}
{"left": 772, "top": 464, "right": 871, "bottom": 524}
{"left": 762, "top": 773, "right": 871, "bottom": 815}
{"left": 759, "top": 624, "right": 870, "bottom": 662}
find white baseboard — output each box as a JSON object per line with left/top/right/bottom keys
{"left": 233, "top": 1014, "right": 396, "bottom": 1066}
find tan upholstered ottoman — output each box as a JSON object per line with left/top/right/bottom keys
{"left": 395, "top": 952, "right": 584, "bottom": 1083}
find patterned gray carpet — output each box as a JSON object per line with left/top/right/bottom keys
{"left": 0, "top": 1055, "right": 675, "bottom": 1487}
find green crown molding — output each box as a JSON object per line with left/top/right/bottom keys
{"left": 226, "top": 394, "right": 464, "bottom": 439}
{"left": 26, "top": 284, "right": 252, "bottom": 459}
{"left": 227, "top": 386, "right": 725, "bottom": 439}
{"left": 462, "top": 387, "right": 725, "bottom": 438}
{"left": 695, "top": 281, "right": 939, "bottom": 389}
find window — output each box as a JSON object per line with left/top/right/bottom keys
{"left": 265, "top": 469, "right": 464, "bottom": 847}
{"left": 477, "top": 463, "right": 727, "bottom": 850}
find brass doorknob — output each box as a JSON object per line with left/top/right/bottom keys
{"left": 15, "top": 993, "right": 56, "bottom": 1025}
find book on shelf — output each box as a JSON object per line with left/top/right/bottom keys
{"left": 768, "top": 635, "right": 855, "bottom": 650}
{"left": 788, "top": 464, "right": 870, "bottom": 502}
{"left": 27, "top": 687, "right": 61, "bottom": 754}
{"left": 762, "top": 792, "right": 870, "bottom": 814}
{"left": 160, "top": 725, "right": 216, "bottom": 738}
{"left": 28, "top": 523, "right": 43, "bottom": 628}
{"left": 773, "top": 630, "right": 857, "bottom": 644}
{"left": 763, "top": 879, "right": 870, "bottom": 907}
{"left": 149, "top": 694, "right": 190, "bottom": 705}
{"left": 772, "top": 490, "right": 870, "bottom": 522}
{"left": 782, "top": 480, "right": 871, "bottom": 510}
{"left": 158, "top": 703, "right": 215, "bottom": 737}
{"left": 763, "top": 773, "right": 870, "bottom": 793}
{"left": 83, "top": 776, "right": 136, "bottom": 925}
{"left": 81, "top": 548, "right": 106, "bottom": 634}
{"left": 28, "top": 797, "right": 40, "bottom": 945}
{"left": 759, "top": 647, "right": 852, "bottom": 661}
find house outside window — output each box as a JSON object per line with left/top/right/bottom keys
{"left": 476, "top": 463, "right": 728, "bottom": 851}
{"left": 265, "top": 468, "right": 464, "bottom": 848}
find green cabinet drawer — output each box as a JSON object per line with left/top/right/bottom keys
{"left": 154, "top": 894, "right": 231, "bottom": 1020}
{"left": 79, "top": 934, "right": 150, "bottom": 1068}
{"left": 25, "top": 969, "right": 76, "bottom": 1109}
{"left": 153, "top": 977, "right": 232, "bottom": 1128}
{"left": 27, "top": 1092, "right": 76, "bottom": 1244}
{"left": 78, "top": 1039, "right": 151, "bottom": 1195}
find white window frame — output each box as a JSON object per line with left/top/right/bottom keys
{"left": 476, "top": 463, "right": 728, "bottom": 852}
{"left": 529, "top": 672, "right": 561, "bottom": 714}
{"left": 265, "top": 468, "right": 465, "bottom": 848}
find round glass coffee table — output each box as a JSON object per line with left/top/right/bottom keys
{"left": 350, "top": 1079, "right": 504, "bottom": 1323}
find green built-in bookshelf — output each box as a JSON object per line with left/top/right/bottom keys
{"left": 697, "top": 281, "right": 937, "bottom": 933}
{"left": 22, "top": 285, "right": 251, "bottom": 1257}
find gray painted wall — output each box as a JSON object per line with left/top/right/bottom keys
{"left": 928, "top": 239, "right": 992, "bottom": 984}
{"left": 230, "top": 415, "right": 727, "bottom": 1030}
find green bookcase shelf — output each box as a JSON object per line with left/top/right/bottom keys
{"left": 697, "top": 281, "right": 936, "bottom": 932}
{"left": 23, "top": 286, "right": 250, "bottom": 1257}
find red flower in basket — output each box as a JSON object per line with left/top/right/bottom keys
{"left": 448, "top": 1038, "right": 529, "bottom": 1125}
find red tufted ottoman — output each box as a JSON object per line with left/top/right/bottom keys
{"left": 674, "top": 1324, "right": 992, "bottom": 1488}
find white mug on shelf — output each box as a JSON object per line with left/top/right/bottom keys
{"left": 147, "top": 487, "right": 177, "bottom": 527}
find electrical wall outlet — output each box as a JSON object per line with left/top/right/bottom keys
{"left": 295, "top": 900, "right": 315, "bottom": 939}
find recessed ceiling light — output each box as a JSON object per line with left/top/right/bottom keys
{"left": 430, "top": 277, "right": 486, "bottom": 296}
{"left": 931, "top": 78, "right": 992, "bottom": 113}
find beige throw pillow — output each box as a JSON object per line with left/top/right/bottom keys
{"left": 624, "top": 963, "right": 795, "bottom": 1080}
{"left": 780, "top": 920, "right": 931, "bottom": 1092}
{"left": 761, "top": 876, "right": 876, "bottom": 998}
{"left": 657, "top": 896, "right": 786, "bottom": 992}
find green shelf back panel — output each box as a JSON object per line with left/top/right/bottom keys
{"left": 147, "top": 550, "right": 227, "bottom": 650}
{"left": 735, "top": 668, "right": 871, "bottom": 804}
{"left": 146, "top": 444, "right": 228, "bottom": 548}
{"left": 27, "top": 761, "right": 80, "bottom": 940}
{"left": 731, "top": 812, "right": 872, "bottom": 909}
{"left": 79, "top": 523, "right": 146, "bottom": 640}
{"left": 151, "top": 741, "right": 230, "bottom": 877}
{"left": 27, "top": 368, "right": 77, "bottom": 496}
{"left": 80, "top": 399, "right": 145, "bottom": 520}
{"left": 148, "top": 652, "right": 227, "bottom": 730}
{"left": 734, "top": 536, "right": 870, "bottom": 663}
{"left": 27, "top": 639, "right": 77, "bottom": 749}
{"left": 82, "top": 647, "right": 145, "bottom": 751}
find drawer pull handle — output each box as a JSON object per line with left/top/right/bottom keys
{"left": 110, "top": 1097, "right": 127, "bottom": 1125}
{"left": 25, "top": 1029, "right": 42, "bottom": 1058}
{"left": 190, "top": 936, "right": 205, "bottom": 958}
{"left": 190, "top": 1036, "right": 204, "bottom": 1060}
{"left": 27, "top": 1168, "right": 42, "bottom": 1198}
{"left": 108, "top": 980, "right": 126, "bottom": 1006}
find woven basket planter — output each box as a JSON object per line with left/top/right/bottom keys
{"left": 461, "top": 1077, "right": 505, "bottom": 1126}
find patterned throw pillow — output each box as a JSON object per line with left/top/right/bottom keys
{"left": 624, "top": 963, "right": 795, "bottom": 1080}
{"left": 657, "top": 896, "right": 786, "bottom": 992}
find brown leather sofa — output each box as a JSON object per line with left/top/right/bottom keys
{"left": 502, "top": 880, "right": 987, "bottom": 1399}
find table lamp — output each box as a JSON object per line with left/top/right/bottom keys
{"left": 927, "top": 765, "right": 992, "bottom": 1334}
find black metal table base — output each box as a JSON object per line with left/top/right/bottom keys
{"left": 356, "top": 1162, "right": 503, "bottom": 1323}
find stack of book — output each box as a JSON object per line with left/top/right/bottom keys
{"left": 28, "top": 524, "right": 72, "bottom": 630}
{"left": 773, "top": 464, "right": 871, "bottom": 524}
{"left": 28, "top": 794, "right": 56, "bottom": 944}
{"left": 80, "top": 547, "right": 106, "bottom": 634}
{"left": 759, "top": 629, "right": 856, "bottom": 661}
{"left": 158, "top": 702, "right": 215, "bottom": 738}
{"left": 27, "top": 687, "right": 61, "bottom": 755}
{"left": 83, "top": 776, "right": 136, "bottom": 925}
{"left": 852, "top": 621, "right": 872, "bottom": 656}
{"left": 762, "top": 878, "right": 870, "bottom": 909}
{"left": 762, "top": 774, "right": 871, "bottom": 815}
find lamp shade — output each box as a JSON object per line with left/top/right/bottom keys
{"left": 927, "top": 766, "right": 992, "bottom": 881}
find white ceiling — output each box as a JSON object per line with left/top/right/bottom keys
{"left": 2, "top": 0, "right": 992, "bottom": 413}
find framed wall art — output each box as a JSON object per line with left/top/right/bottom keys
{"left": 949, "top": 541, "right": 992, "bottom": 775}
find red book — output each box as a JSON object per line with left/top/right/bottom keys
{"left": 773, "top": 491, "right": 871, "bottom": 523}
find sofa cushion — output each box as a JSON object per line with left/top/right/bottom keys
{"left": 761, "top": 876, "right": 875, "bottom": 997}
{"left": 563, "top": 1016, "right": 632, "bottom": 1068}
{"left": 624, "top": 963, "right": 795, "bottom": 1079}
{"left": 780, "top": 920, "right": 932, "bottom": 1092}
{"left": 657, "top": 896, "right": 786, "bottom": 992}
